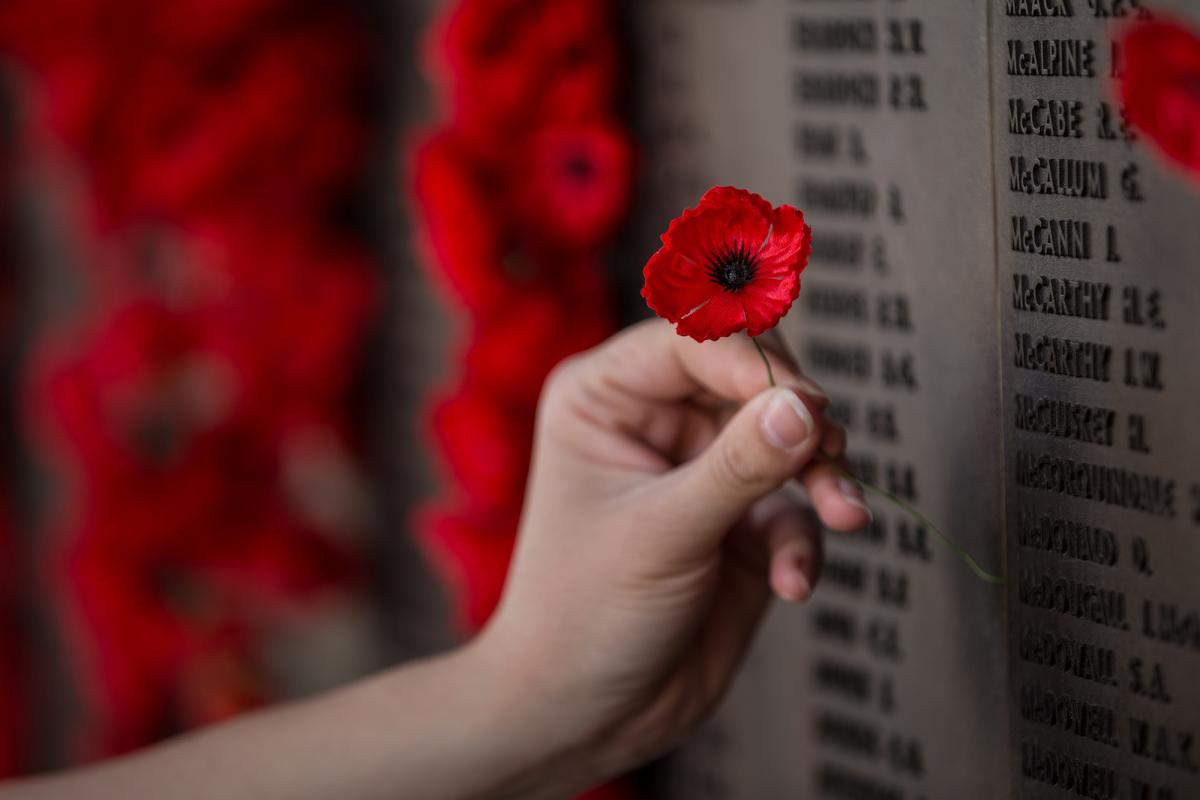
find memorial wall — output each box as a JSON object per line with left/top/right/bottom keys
{"left": 631, "top": 1, "right": 1200, "bottom": 797}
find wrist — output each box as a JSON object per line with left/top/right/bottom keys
{"left": 453, "top": 629, "right": 607, "bottom": 798}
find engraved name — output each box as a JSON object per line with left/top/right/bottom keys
{"left": 1019, "top": 625, "right": 1119, "bottom": 686}
{"left": 814, "top": 659, "right": 870, "bottom": 704}
{"left": 816, "top": 712, "right": 879, "bottom": 758}
{"left": 1017, "top": 512, "right": 1118, "bottom": 567}
{"left": 1011, "top": 216, "right": 1091, "bottom": 259}
{"left": 1012, "top": 274, "right": 1111, "bottom": 319}
{"left": 1019, "top": 568, "right": 1128, "bottom": 630}
{"left": 813, "top": 606, "right": 857, "bottom": 644}
{"left": 1020, "top": 740, "right": 1117, "bottom": 800}
{"left": 1007, "top": 39, "right": 1095, "bottom": 77}
{"left": 1009, "top": 156, "right": 1106, "bottom": 198}
{"left": 817, "top": 765, "right": 902, "bottom": 800}
{"left": 810, "top": 231, "right": 864, "bottom": 267}
{"left": 1014, "top": 333, "right": 1111, "bottom": 382}
{"left": 824, "top": 555, "right": 868, "bottom": 594}
{"left": 804, "top": 284, "right": 868, "bottom": 323}
{"left": 793, "top": 18, "right": 876, "bottom": 53}
{"left": 1007, "top": 0, "right": 1074, "bottom": 16}
{"left": 1014, "top": 393, "right": 1116, "bottom": 447}
{"left": 801, "top": 179, "right": 877, "bottom": 217}
{"left": 795, "top": 71, "right": 879, "bottom": 109}
{"left": 1015, "top": 450, "right": 1176, "bottom": 518}
{"left": 1021, "top": 683, "right": 1119, "bottom": 747}
{"left": 1008, "top": 98, "right": 1084, "bottom": 138}
{"left": 807, "top": 339, "right": 871, "bottom": 380}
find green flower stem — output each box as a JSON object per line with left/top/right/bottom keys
{"left": 752, "top": 337, "right": 775, "bottom": 389}
{"left": 750, "top": 335, "right": 1004, "bottom": 586}
{"left": 818, "top": 457, "right": 1004, "bottom": 586}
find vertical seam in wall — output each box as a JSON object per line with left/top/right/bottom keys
{"left": 982, "top": 0, "right": 1017, "bottom": 791}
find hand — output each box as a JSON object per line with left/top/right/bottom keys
{"left": 0, "top": 320, "right": 871, "bottom": 800}
{"left": 473, "top": 319, "right": 872, "bottom": 794}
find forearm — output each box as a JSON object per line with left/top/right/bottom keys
{"left": 2, "top": 642, "right": 589, "bottom": 800}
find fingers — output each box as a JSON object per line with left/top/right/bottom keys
{"left": 688, "top": 495, "right": 822, "bottom": 707}
{"left": 730, "top": 492, "right": 823, "bottom": 603}
{"left": 643, "top": 386, "right": 824, "bottom": 562}
{"left": 591, "top": 319, "right": 828, "bottom": 409}
{"left": 798, "top": 459, "right": 873, "bottom": 533}
{"left": 759, "top": 502, "right": 822, "bottom": 603}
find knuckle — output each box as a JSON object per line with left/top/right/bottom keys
{"left": 542, "top": 353, "right": 588, "bottom": 403}
{"left": 710, "top": 436, "right": 772, "bottom": 491}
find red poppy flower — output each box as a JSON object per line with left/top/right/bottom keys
{"left": 1120, "top": 17, "right": 1200, "bottom": 174}
{"left": 642, "top": 186, "right": 811, "bottom": 342}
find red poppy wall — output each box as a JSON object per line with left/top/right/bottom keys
{"left": 411, "top": 0, "right": 633, "bottom": 632}
{"left": 0, "top": 0, "right": 378, "bottom": 765}
{"left": 410, "top": 1, "right": 635, "bottom": 796}
{"left": 0, "top": 0, "right": 639, "bottom": 785}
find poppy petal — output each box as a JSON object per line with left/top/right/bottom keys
{"left": 756, "top": 204, "right": 811, "bottom": 278}
{"left": 662, "top": 193, "right": 771, "bottom": 267}
{"left": 642, "top": 245, "right": 718, "bottom": 325}
{"left": 675, "top": 290, "right": 747, "bottom": 342}
{"left": 742, "top": 273, "right": 802, "bottom": 337}
{"left": 642, "top": 186, "right": 809, "bottom": 340}
{"left": 697, "top": 185, "right": 774, "bottom": 219}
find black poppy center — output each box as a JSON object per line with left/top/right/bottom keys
{"left": 563, "top": 152, "right": 595, "bottom": 182}
{"left": 707, "top": 243, "right": 758, "bottom": 292}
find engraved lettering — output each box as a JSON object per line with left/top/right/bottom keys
{"left": 1019, "top": 626, "right": 1119, "bottom": 686}
{"left": 1011, "top": 216, "right": 1092, "bottom": 259}
{"left": 1012, "top": 274, "right": 1111, "bottom": 319}
{"left": 1020, "top": 683, "right": 1119, "bottom": 747}
{"left": 1015, "top": 450, "right": 1177, "bottom": 517}
{"left": 1013, "top": 333, "right": 1111, "bottom": 382}
{"left": 1007, "top": 39, "right": 1096, "bottom": 77}
{"left": 793, "top": 18, "right": 877, "bottom": 53}
{"left": 1008, "top": 98, "right": 1085, "bottom": 138}
{"left": 795, "top": 71, "right": 880, "bottom": 109}
{"left": 1014, "top": 394, "right": 1116, "bottom": 446}
{"left": 1017, "top": 512, "right": 1119, "bottom": 566}
{"left": 1018, "top": 568, "right": 1128, "bottom": 630}
{"left": 1009, "top": 155, "right": 1106, "bottom": 198}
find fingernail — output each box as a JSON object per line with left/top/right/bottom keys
{"left": 796, "top": 378, "right": 829, "bottom": 405}
{"left": 788, "top": 557, "right": 812, "bottom": 602}
{"left": 761, "top": 389, "right": 813, "bottom": 450}
{"left": 779, "top": 572, "right": 811, "bottom": 603}
{"left": 838, "top": 478, "right": 874, "bottom": 521}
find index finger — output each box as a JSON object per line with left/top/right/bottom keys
{"left": 590, "top": 319, "right": 829, "bottom": 408}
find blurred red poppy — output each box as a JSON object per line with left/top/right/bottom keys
{"left": 431, "top": 386, "right": 533, "bottom": 512}
{"left": 427, "top": 0, "right": 616, "bottom": 164}
{"left": 410, "top": 132, "right": 524, "bottom": 315}
{"left": 512, "top": 122, "right": 633, "bottom": 250}
{"left": 1120, "top": 16, "right": 1200, "bottom": 174}
{"left": 417, "top": 507, "right": 516, "bottom": 631}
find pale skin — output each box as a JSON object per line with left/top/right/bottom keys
{"left": 1, "top": 319, "right": 870, "bottom": 799}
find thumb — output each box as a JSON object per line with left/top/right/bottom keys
{"left": 649, "top": 387, "right": 823, "bottom": 561}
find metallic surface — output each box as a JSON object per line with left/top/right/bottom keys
{"left": 630, "top": 2, "right": 1200, "bottom": 797}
